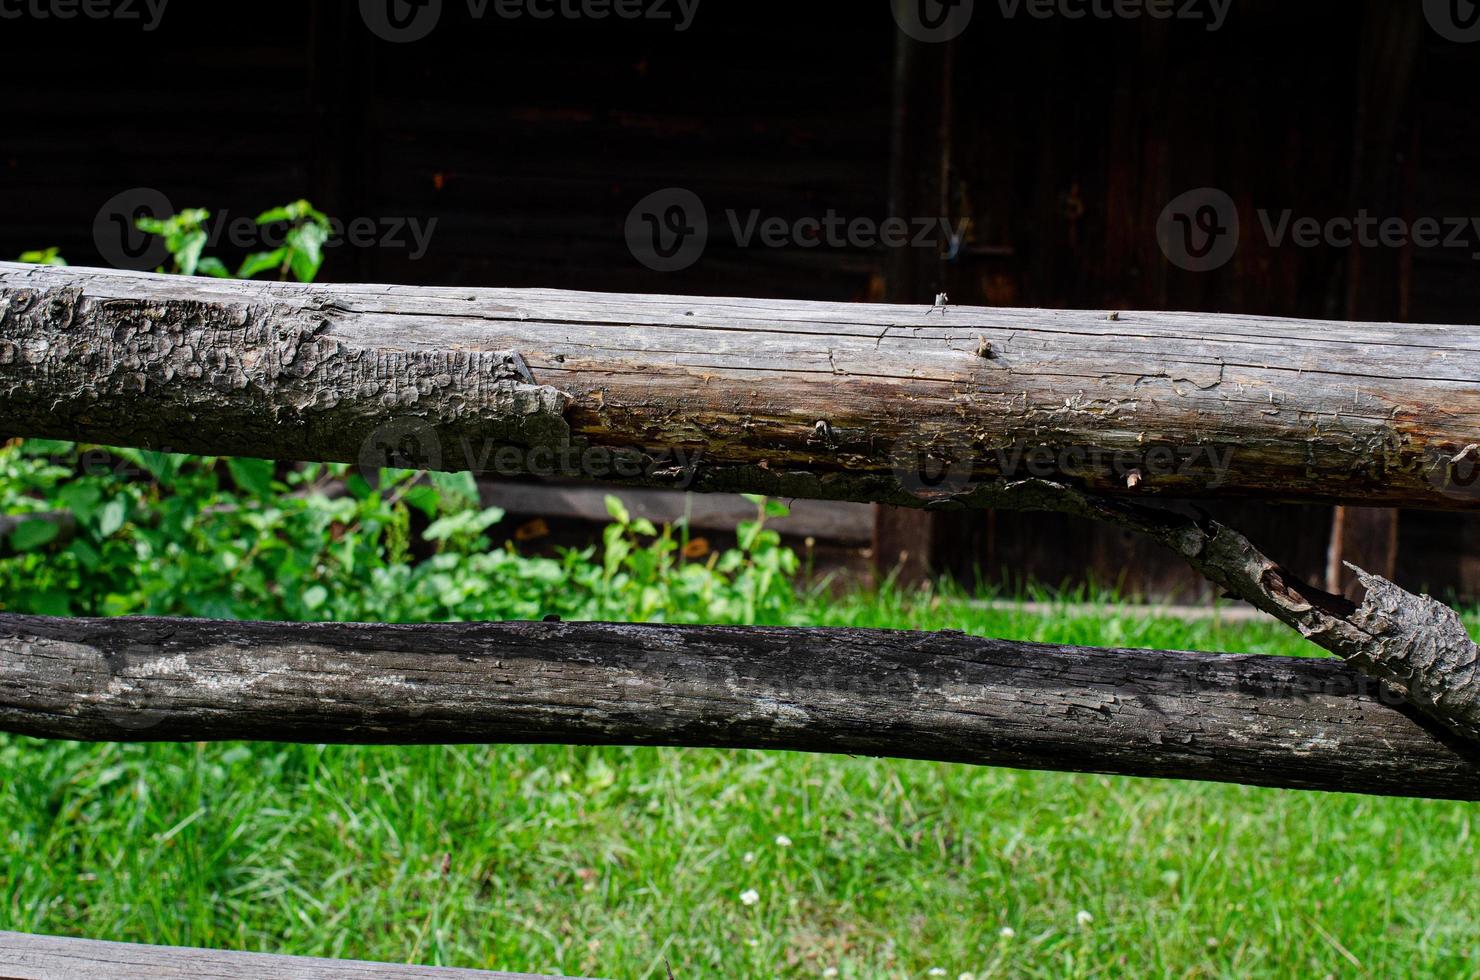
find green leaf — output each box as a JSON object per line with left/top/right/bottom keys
{"left": 428, "top": 471, "right": 478, "bottom": 507}
{"left": 67, "top": 537, "right": 102, "bottom": 569}
{"left": 8, "top": 519, "right": 60, "bottom": 551}
{"left": 196, "top": 256, "right": 231, "bottom": 278}
{"left": 237, "top": 248, "right": 288, "bottom": 280}
{"left": 57, "top": 482, "right": 102, "bottom": 523}
{"left": 98, "top": 498, "right": 128, "bottom": 537}
{"left": 604, "top": 495, "right": 630, "bottom": 525}
{"left": 17, "top": 247, "right": 66, "bottom": 266}
{"left": 402, "top": 485, "right": 442, "bottom": 519}
{"left": 226, "top": 458, "right": 276, "bottom": 497}
{"left": 763, "top": 499, "right": 791, "bottom": 518}
{"left": 175, "top": 231, "right": 207, "bottom": 276}
{"left": 303, "top": 585, "right": 329, "bottom": 611}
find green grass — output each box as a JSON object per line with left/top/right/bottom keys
{"left": 1, "top": 596, "right": 1476, "bottom": 979}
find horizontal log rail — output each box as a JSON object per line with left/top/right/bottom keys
{"left": 0, "top": 931, "right": 581, "bottom": 979}
{"left": 2, "top": 262, "right": 1477, "bottom": 512}
{"left": 2, "top": 614, "right": 1476, "bottom": 800}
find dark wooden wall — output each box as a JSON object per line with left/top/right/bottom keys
{"left": 877, "top": 0, "right": 1480, "bottom": 603}
{"left": 2, "top": 1, "right": 1476, "bottom": 600}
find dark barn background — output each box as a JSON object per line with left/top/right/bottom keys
{"left": 3, "top": 0, "right": 1477, "bottom": 601}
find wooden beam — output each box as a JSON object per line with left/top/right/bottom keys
{"left": 0, "top": 931, "right": 579, "bottom": 979}
{"left": 479, "top": 481, "right": 874, "bottom": 544}
{"left": 1, "top": 614, "right": 1476, "bottom": 800}
{"left": 2, "top": 263, "right": 1477, "bottom": 513}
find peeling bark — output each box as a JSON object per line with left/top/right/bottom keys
{"left": 1, "top": 614, "right": 1476, "bottom": 800}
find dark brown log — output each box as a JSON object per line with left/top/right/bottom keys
{"left": 1, "top": 262, "right": 1477, "bottom": 513}
{"left": 1, "top": 613, "right": 1476, "bottom": 800}
{"left": 0, "top": 931, "right": 580, "bottom": 979}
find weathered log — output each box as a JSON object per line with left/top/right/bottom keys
{"left": 1, "top": 262, "right": 1477, "bottom": 512}
{"left": 0, "top": 931, "right": 579, "bottom": 979}
{"left": 1, "top": 614, "right": 1476, "bottom": 800}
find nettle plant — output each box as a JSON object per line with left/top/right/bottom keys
{"left": 17, "top": 199, "right": 333, "bottom": 283}
{"left": 0, "top": 440, "right": 803, "bottom": 626}
{"left": 136, "top": 199, "right": 333, "bottom": 282}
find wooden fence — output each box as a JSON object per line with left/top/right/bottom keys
{"left": 1, "top": 261, "right": 1477, "bottom": 976}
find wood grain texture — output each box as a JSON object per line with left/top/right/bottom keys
{"left": 0, "top": 931, "right": 581, "bottom": 979}
{"left": 1, "top": 263, "right": 1477, "bottom": 512}
{"left": 1, "top": 613, "right": 1476, "bottom": 800}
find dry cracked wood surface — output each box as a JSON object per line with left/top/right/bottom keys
{"left": 1, "top": 614, "right": 1476, "bottom": 800}
{"left": 2, "top": 263, "right": 1477, "bottom": 511}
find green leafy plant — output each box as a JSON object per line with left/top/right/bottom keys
{"left": 0, "top": 440, "right": 803, "bottom": 626}
{"left": 16, "top": 247, "right": 66, "bottom": 267}
{"left": 237, "top": 199, "right": 332, "bottom": 283}
{"left": 135, "top": 208, "right": 228, "bottom": 277}
{"left": 134, "top": 199, "right": 331, "bottom": 283}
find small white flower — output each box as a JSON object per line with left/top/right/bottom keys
{"left": 959, "top": 974, "right": 976, "bottom": 980}
{"left": 743, "top": 851, "right": 755, "bottom": 864}
{"left": 775, "top": 834, "right": 793, "bottom": 848}
{"left": 928, "top": 970, "right": 947, "bottom": 977}
{"left": 999, "top": 926, "right": 1016, "bottom": 939}
{"left": 822, "top": 970, "right": 839, "bottom": 979}
{"left": 1077, "top": 910, "right": 1094, "bottom": 928}
{"left": 739, "top": 888, "right": 760, "bottom": 906}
